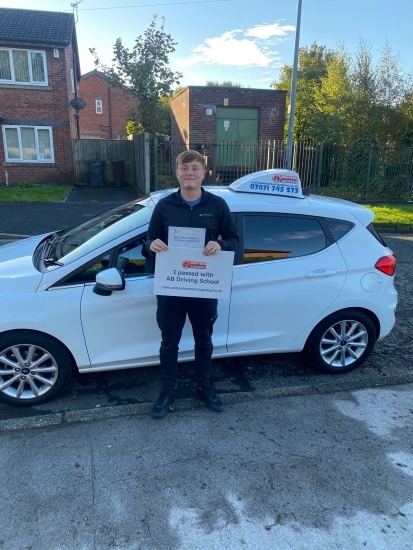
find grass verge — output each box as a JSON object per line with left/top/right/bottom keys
{"left": 0, "top": 184, "right": 73, "bottom": 203}
{"left": 365, "top": 204, "right": 413, "bottom": 226}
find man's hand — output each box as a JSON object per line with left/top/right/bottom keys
{"left": 150, "top": 239, "right": 168, "bottom": 253}
{"left": 203, "top": 241, "right": 221, "bottom": 256}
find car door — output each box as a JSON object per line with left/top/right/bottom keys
{"left": 79, "top": 235, "right": 230, "bottom": 370}
{"left": 227, "top": 213, "right": 348, "bottom": 352}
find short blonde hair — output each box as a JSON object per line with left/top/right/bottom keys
{"left": 176, "top": 150, "right": 205, "bottom": 169}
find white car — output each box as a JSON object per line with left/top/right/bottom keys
{"left": 0, "top": 170, "right": 397, "bottom": 407}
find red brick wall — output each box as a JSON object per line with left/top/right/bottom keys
{"left": 170, "top": 87, "right": 190, "bottom": 147}
{"left": 77, "top": 72, "right": 137, "bottom": 139}
{"left": 171, "top": 86, "right": 287, "bottom": 145}
{"left": 0, "top": 43, "right": 76, "bottom": 184}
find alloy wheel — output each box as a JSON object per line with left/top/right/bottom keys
{"left": 0, "top": 343, "right": 59, "bottom": 401}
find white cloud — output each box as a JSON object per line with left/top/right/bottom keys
{"left": 174, "top": 31, "right": 273, "bottom": 68}
{"left": 257, "top": 77, "right": 273, "bottom": 82}
{"left": 245, "top": 22, "right": 295, "bottom": 39}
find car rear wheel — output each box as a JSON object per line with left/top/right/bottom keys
{"left": 307, "top": 310, "right": 376, "bottom": 374}
{"left": 0, "top": 331, "right": 72, "bottom": 407}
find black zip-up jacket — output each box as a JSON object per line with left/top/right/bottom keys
{"left": 145, "top": 188, "right": 239, "bottom": 257}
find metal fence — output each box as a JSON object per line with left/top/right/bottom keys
{"left": 152, "top": 138, "right": 413, "bottom": 200}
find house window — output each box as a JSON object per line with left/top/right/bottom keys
{"left": 2, "top": 126, "right": 54, "bottom": 163}
{"left": 96, "top": 100, "right": 103, "bottom": 114}
{"left": 0, "top": 48, "right": 47, "bottom": 85}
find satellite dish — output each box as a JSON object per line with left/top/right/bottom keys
{"left": 70, "top": 98, "right": 86, "bottom": 110}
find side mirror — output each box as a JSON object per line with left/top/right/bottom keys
{"left": 93, "top": 268, "right": 126, "bottom": 296}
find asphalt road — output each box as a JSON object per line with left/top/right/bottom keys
{"left": 0, "top": 233, "right": 412, "bottom": 430}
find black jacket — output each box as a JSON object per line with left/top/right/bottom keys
{"left": 145, "top": 188, "right": 239, "bottom": 257}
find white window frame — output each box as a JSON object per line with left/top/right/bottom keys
{"left": 95, "top": 99, "right": 103, "bottom": 114}
{"left": 71, "top": 68, "right": 76, "bottom": 95}
{"left": 2, "top": 125, "right": 55, "bottom": 163}
{"left": 0, "top": 48, "right": 48, "bottom": 86}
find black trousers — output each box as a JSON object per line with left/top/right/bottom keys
{"left": 156, "top": 295, "right": 218, "bottom": 392}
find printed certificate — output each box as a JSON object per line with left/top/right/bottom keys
{"left": 153, "top": 247, "right": 234, "bottom": 299}
{"left": 168, "top": 226, "right": 206, "bottom": 249}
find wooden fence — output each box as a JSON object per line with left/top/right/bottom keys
{"left": 72, "top": 134, "right": 150, "bottom": 193}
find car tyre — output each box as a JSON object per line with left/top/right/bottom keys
{"left": 306, "top": 310, "right": 377, "bottom": 374}
{"left": 0, "top": 331, "right": 73, "bottom": 407}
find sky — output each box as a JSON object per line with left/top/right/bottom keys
{"left": 2, "top": 0, "right": 413, "bottom": 89}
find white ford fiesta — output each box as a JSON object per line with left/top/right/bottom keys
{"left": 0, "top": 169, "right": 397, "bottom": 407}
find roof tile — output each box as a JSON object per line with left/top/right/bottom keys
{"left": 0, "top": 8, "right": 75, "bottom": 46}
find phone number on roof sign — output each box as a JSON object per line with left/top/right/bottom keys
{"left": 249, "top": 183, "right": 299, "bottom": 194}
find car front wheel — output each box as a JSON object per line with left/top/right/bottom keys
{"left": 307, "top": 310, "right": 377, "bottom": 374}
{"left": 0, "top": 331, "right": 73, "bottom": 407}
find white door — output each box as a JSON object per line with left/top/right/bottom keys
{"left": 80, "top": 237, "right": 229, "bottom": 370}
{"left": 227, "top": 214, "right": 348, "bottom": 352}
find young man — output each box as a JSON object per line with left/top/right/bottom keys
{"left": 146, "top": 150, "right": 239, "bottom": 419}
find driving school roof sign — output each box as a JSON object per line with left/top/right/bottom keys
{"left": 229, "top": 169, "right": 304, "bottom": 199}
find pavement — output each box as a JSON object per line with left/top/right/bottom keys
{"left": 2, "top": 383, "right": 413, "bottom": 549}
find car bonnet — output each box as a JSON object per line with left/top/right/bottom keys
{"left": 0, "top": 235, "right": 46, "bottom": 296}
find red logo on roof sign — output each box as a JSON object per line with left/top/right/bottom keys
{"left": 272, "top": 174, "right": 299, "bottom": 184}
{"left": 182, "top": 260, "right": 207, "bottom": 269}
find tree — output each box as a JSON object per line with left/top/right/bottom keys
{"left": 310, "top": 44, "right": 353, "bottom": 144}
{"left": 91, "top": 15, "right": 182, "bottom": 136}
{"left": 375, "top": 41, "right": 413, "bottom": 144}
{"left": 272, "top": 39, "right": 413, "bottom": 145}
{"left": 271, "top": 43, "right": 337, "bottom": 140}
{"left": 205, "top": 80, "right": 243, "bottom": 87}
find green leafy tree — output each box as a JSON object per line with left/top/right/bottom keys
{"left": 375, "top": 41, "right": 413, "bottom": 144}
{"left": 272, "top": 43, "right": 337, "bottom": 140}
{"left": 91, "top": 15, "right": 182, "bottom": 136}
{"left": 205, "top": 80, "right": 243, "bottom": 87}
{"left": 311, "top": 45, "right": 353, "bottom": 143}
{"left": 348, "top": 40, "right": 379, "bottom": 141}
{"left": 272, "top": 39, "right": 413, "bottom": 145}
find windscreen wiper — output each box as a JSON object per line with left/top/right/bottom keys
{"left": 42, "top": 258, "right": 64, "bottom": 267}
{"left": 41, "top": 230, "right": 64, "bottom": 263}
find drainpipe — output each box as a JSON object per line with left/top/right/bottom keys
{"left": 108, "top": 86, "right": 113, "bottom": 139}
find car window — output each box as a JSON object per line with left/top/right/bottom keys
{"left": 243, "top": 214, "right": 328, "bottom": 264}
{"left": 325, "top": 218, "right": 354, "bottom": 241}
{"left": 49, "top": 198, "right": 153, "bottom": 265}
{"left": 116, "top": 237, "right": 154, "bottom": 278}
{"left": 61, "top": 253, "right": 111, "bottom": 285}
{"left": 366, "top": 222, "right": 387, "bottom": 246}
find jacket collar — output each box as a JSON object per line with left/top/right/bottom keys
{"left": 173, "top": 187, "right": 209, "bottom": 204}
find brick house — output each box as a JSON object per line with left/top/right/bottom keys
{"left": 170, "top": 86, "right": 287, "bottom": 179}
{"left": 77, "top": 70, "right": 137, "bottom": 139}
{"left": 0, "top": 8, "right": 80, "bottom": 184}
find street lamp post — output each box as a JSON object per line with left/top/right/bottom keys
{"left": 285, "top": 0, "right": 303, "bottom": 170}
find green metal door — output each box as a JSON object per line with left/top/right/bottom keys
{"left": 215, "top": 108, "right": 259, "bottom": 166}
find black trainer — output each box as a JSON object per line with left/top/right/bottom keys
{"left": 196, "top": 387, "right": 224, "bottom": 412}
{"left": 151, "top": 391, "right": 175, "bottom": 419}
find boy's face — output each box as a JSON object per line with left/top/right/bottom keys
{"left": 176, "top": 160, "right": 205, "bottom": 193}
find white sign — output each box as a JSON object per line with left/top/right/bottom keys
{"left": 153, "top": 247, "right": 234, "bottom": 299}
{"left": 168, "top": 226, "right": 205, "bottom": 249}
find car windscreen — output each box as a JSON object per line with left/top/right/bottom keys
{"left": 48, "top": 198, "right": 153, "bottom": 265}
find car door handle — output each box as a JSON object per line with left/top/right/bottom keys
{"left": 305, "top": 269, "right": 337, "bottom": 278}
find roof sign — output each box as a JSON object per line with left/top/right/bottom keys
{"left": 229, "top": 169, "right": 304, "bottom": 199}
